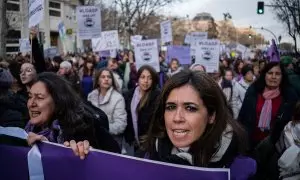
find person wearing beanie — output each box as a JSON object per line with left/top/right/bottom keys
{"left": 235, "top": 65, "right": 254, "bottom": 103}
{"left": 0, "top": 68, "right": 26, "bottom": 128}
{"left": 58, "top": 61, "right": 81, "bottom": 94}
{"left": 229, "top": 65, "right": 255, "bottom": 120}
{"left": 281, "top": 56, "right": 293, "bottom": 71}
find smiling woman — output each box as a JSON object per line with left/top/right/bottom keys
{"left": 25, "top": 72, "right": 120, "bottom": 154}
{"left": 142, "top": 69, "right": 256, "bottom": 179}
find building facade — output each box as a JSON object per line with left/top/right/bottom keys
{"left": 6, "top": 0, "right": 82, "bottom": 54}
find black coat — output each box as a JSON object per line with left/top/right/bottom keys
{"left": 0, "top": 91, "right": 29, "bottom": 128}
{"left": 123, "top": 88, "right": 160, "bottom": 144}
{"left": 238, "top": 85, "right": 298, "bottom": 148}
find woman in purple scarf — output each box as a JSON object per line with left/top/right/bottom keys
{"left": 25, "top": 72, "right": 120, "bottom": 158}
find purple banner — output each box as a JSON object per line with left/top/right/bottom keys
{"left": 166, "top": 45, "right": 191, "bottom": 65}
{"left": 0, "top": 145, "right": 30, "bottom": 180}
{"left": 0, "top": 142, "right": 230, "bottom": 180}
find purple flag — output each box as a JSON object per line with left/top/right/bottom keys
{"left": 166, "top": 45, "right": 191, "bottom": 64}
{"left": 0, "top": 142, "right": 230, "bottom": 180}
{"left": 267, "top": 39, "right": 280, "bottom": 62}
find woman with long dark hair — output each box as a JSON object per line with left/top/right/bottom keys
{"left": 239, "top": 62, "right": 298, "bottom": 148}
{"left": 142, "top": 70, "right": 256, "bottom": 179}
{"left": 25, "top": 72, "right": 120, "bottom": 155}
{"left": 234, "top": 60, "right": 244, "bottom": 82}
{"left": 239, "top": 62, "right": 298, "bottom": 179}
{"left": 123, "top": 65, "right": 160, "bottom": 154}
{"left": 80, "top": 56, "right": 96, "bottom": 98}
{"left": 88, "top": 68, "right": 127, "bottom": 149}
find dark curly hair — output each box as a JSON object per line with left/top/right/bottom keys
{"left": 34, "top": 72, "right": 93, "bottom": 143}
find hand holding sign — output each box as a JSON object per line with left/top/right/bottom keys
{"left": 30, "top": 27, "right": 38, "bottom": 39}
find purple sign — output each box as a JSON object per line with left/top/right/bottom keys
{"left": 0, "top": 142, "right": 230, "bottom": 180}
{"left": 166, "top": 45, "right": 191, "bottom": 65}
{"left": 100, "top": 50, "right": 111, "bottom": 57}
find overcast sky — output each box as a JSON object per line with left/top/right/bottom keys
{"left": 163, "top": 0, "right": 292, "bottom": 43}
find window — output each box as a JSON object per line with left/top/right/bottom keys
{"left": 6, "top": 30, "right": 21, "bottom": 39}
{"left": 49, "top": 10, "right": 61, "bottom": 17}
{"left": 50, "top": 31, "right": 59, "bottom": 46}
{"left": 49, "top": 1, "right": 61, "bottom": 17}
{"left": 49, "top": 1, "right": 61, "bottom": 9}
{"left": 7, "top": 2, "right": 20, "bottom": 11}
{"left": 6, "top": 46, "right": 19, "bottom": 53}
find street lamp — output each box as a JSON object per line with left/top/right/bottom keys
{"left": 250, "top": 26, "right": 279, "bottom": 44}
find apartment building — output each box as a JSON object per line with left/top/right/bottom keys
{"left": 6, "top": 0, "right": 82, "bottom": 54}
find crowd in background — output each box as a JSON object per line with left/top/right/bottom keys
{"left": 1, "top": 30, "right": 300, "bottom": 180}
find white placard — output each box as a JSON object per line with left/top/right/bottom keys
{"left": 92, "top": 30, "right": 120, "bottom": 51}
{"left": 236, "top": 43, "right": 247, "bottom": 53}
{"left": 19, "top": 39, "right": 31, "bottom": 53}
{"left": 134, "top": 39, "right": 160, "bottom": 72}
{"left": 185, "top": 32, "right": 208, "bottom": 44}
{"left": 195, "top": 39, "right": 220, "bottom": 73}
{"left": 160, "top": 20, "right": 173, "bottom": 44}
{"left": 76, "top": 6, "right": 101, "bottom": 40}
{"left": 28, "top": 0, "right": 44, "bottom": 28}
{"left": 131, "top": 35, "right": 143, "bottom": 46}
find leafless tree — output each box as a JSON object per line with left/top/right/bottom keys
{"left": 271, "top": 0, "right": 299, "bottom": 53}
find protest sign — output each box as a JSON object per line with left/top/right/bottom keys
{"left": 44, "top": 47, "right": 59, "bottom": 59}
{"left": 28, "top": 0, "right": 44, "bottom": 28}
{"left": 160, "top": 20, "right": 173, "bottom": 44}
{"left": 195, "top": 39, "right": 220, "bottom": 73}
{"left": 76, "top": 6, "right": 101, "bottom": 39}
{"left": 131, "top": 35, "right": 143, "bottom": 46}
{"left": 185, "top": 32, "right": 208, "bottom": 44}
{"left": 92, "top": 30, "right": 120, "bottom": 51}
{"left": 19, "top": 39, "right": 31, "bottom": 53}
{"left": 166, "top": 45, "right": 191, "bottom": 64}
{"left": 0, "top": 126, "right": 232, "bottom": 180}
{"left": 134, "top": 39, "right": 160, "bottom": 72}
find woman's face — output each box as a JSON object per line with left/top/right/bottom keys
{"left": 164, "top": 84, "right": 215, "bottom": 148}
{"left": 238, "top": 62, "right": 244, "bottom": 70}
{"left": 222, "top": 60, "right": 228, "bottom": 67}
{"left": 86, "top": 62, "right": 93, "bottom": 70}
{"left": 20, "top": 63, "right": 37, "bottom": 85}
{"left": 138, "top": 69, "right": 153, "bottom": 92}
{"left": 253, "top": 65, "right": 260, "bottom": 76}
{"left": 107, "top": 59, "right": 118, "bottom": 70}
{"left": 170, "top": 60, "right": 179, "bottom": 71}
{"left": 260, "top": 62, "right": 265, "bottom": 70}
{"left": 244, "top": 71, "right": 254, "bottom": 82}
{"left": 265, "top": 65, "right": 282, "bottom": 89}
{"left": 27, "top": 82, "right": 55, "bottom": 126}
{"left": 224, "top": 71, "right": 233, "bottom": 81}
{"left": 98, "top": 70, "right": 113, "bottom": 89}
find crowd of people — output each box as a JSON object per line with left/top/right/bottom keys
{"left": 1, "top": 29, "right": 300, "bottom": 180}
